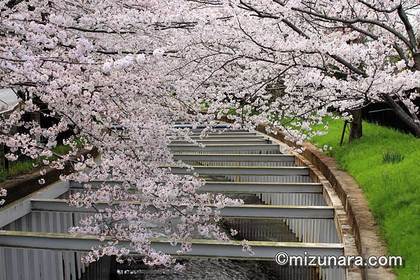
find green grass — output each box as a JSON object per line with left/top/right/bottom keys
{"left": 0, "top": 144, "right": 72, "bottom": 182}
{"left": 0, "top": 159, "right": 37, "bottom": 182}
{"left": 310, "top": 119, "right": 420, "bottom": 280}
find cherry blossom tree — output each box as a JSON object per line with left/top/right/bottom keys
{"left": 170, "top": 0, "right": 420, "bottom": 140}
{"left": 1, "top": 0, "right": 420, "bottom": 269}
{"left": 0, "top": 0, "right": 240, "bottom": 267}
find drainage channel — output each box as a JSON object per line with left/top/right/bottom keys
{"left": 0, "top": 126, "right": 346, "bottom": 280}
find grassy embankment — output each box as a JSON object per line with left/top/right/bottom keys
{"left": 0, "top": 144, "right": 71, "bottom": 182}
{"left": 310, "top": 119, "right": 420, "bottom": 280}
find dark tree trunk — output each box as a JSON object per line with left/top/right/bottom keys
{"left": 349, "top": 109, "right": 363, "bottom": 142}
{"left": 382, "top": 94, "right": 420, "bottom": 137}
{"left": 413, "top": 52, "right": 420, "bottom": 72}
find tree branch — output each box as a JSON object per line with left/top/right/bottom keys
{"left": 397, "top": 4, "right": 418, "bottom": 52}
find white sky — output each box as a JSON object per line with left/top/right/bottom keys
{"left": 0, "top": 88, "right": 19, "bottom": 112}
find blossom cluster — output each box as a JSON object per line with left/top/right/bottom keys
{"left": 0, "top": 188, "right": 6, "bottom": 206}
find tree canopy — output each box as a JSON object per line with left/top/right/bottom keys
{"left": 1, "top": 0, "right": 419, "bottom": 266}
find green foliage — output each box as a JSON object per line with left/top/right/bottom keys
{"left": 0, "top": 143, "right": 72, "bottom": 182}
{"left": 0, "top": 169, "right": 6, "bottom": 182}
{"left": 0, "top": 159, "right": 37, "bottom": 182}
{"left": 311, "top": 119, "right": 420, "bottom": 280}
{"left": 52, "top": 144, "right": 72, "bottom": 156}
